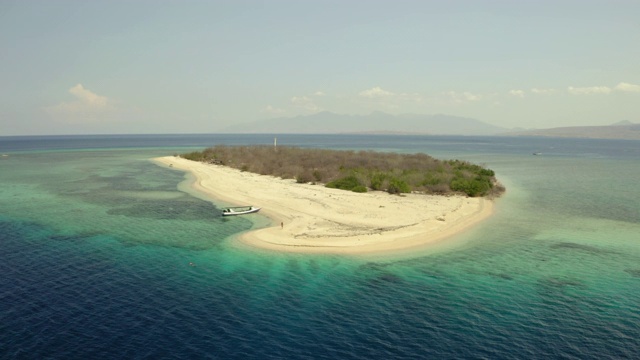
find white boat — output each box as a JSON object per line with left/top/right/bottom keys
{"left": 221, "top": 206, "right": 260, "bottom": 216}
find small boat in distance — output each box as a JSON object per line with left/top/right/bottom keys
{"left": 221, "top": 206, "right": 260, "bottom": 216}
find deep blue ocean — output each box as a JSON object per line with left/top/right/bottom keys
{"left": 1, "top": 134, "right": 639, "bottom": 359}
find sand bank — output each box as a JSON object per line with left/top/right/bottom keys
{"left": 154, "top": 156, "right": 494, "bottom": 254}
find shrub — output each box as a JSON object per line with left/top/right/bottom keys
{"left": 369, "top": 174, "right": 383, "bottom": 190}
{"left": 181, "top": 151, "right": 205, "bottom": 161}
{"left": 296, "top": 170, "right": 313, "bottom": 184}
{"left": 326, "top": 175, "right": 363, "bottom": 191}
{"left": 450, "top": 177, "right": 492, "bottom": 197}
{"left": 312, "top": 170, "right": 323, "bottom": 182}
{"left": 387, "top": 178, "right": 410, "bottom": 194}
{"left": 479, "top": 169, "right": 495, "bottom": 177}
{"left": 425, "top": 183, "right": 450, "bottom": 194}
{"left": 421, "top": 174, "right": 440, "bottom": 186}
{"left": 180, "top": 145, "right": 504, "bottom": 198}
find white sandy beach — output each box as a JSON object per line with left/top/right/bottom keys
{"left": 155, "top": 156, "right": 494, "bottom": 254}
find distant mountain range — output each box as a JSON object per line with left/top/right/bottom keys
{"left": 219, "top": 112, "right": 640, "bottom": 140}
{"left": 506, "top": 121, "right": 640, "bottom": 140}
{"left": 220, "top": 111, "right": 507, "bottom": 136}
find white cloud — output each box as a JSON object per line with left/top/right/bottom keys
{"left": 444, "top": 91, "right": 482, "bottom": 104}
{"left": 313, "top": 91, "right": 325, "bottom": 96}
{"left": 359, "top": 86, "right": 395, "bottom": 98}
{"left": 531, "top": 88, "right": 556, "bottom": 94}
{"left": 46, "top": 84, "right": 112, "bottom": 122}
{"left": 509, "top": 90, "right": 525, "bottom": 98}
{"left": 356, "top": 87, "right": 422, "bottom": 111}
{"left": 261, "top": 105, "right": 286, "bottom": 115}
{"left": 567, "top": 86, "right": 612, "bottom": 95}
{"left": 615, "top": 82, "right": 640, "bottom": 93}
{"left": 397, "top": 92, "right": 422, "bottom": 103}
{"left": 69, "top": 84, "right": 108, "bottom": 107}
{"left": 567, "top": 83, "right": 640, "bottom": 95}
{"left": 290, "top": 96, "right": 321, "bottom": 112}
{"left": 464, "top": 92, "right": 481, "bottom": 101}
{"left": 50, "top": 84, "right": 109, "bottom": 113}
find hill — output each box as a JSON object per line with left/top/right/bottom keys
{"left": 220, "top": 111, "right": 506, "bottom": 136}
{"left": 505, "top": 121, "right": 640, "bottom": 140}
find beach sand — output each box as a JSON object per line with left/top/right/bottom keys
{"left": 154, "top": 156, "right": 494, "bottom": 254}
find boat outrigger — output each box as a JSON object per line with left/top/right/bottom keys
{"left": 221, "top": 206, "right": 261, "bottom": 216}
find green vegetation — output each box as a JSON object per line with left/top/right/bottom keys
{"left": 326, "top": 175, "right": 367, "bottom": 192}
{"left": 181, "top": 145, "right": 504, "bottom": 197}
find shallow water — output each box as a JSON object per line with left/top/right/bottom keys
{"left": 1, "top": 135, "right": 639, "bottom": 359}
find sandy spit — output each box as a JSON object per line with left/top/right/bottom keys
{"left": 154, "top": 156, "right": 494, "bottom": 255}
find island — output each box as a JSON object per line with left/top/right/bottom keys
{"left": 154, "top": 145, "right": 504, "bottom": 254}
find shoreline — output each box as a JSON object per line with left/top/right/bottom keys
{"left": 154, "top": 156, "right": 495, "bottom": 255}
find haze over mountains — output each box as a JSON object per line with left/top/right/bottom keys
{"left": 220, "top": 111, "right": 507, "bottom": 136}
{"left": 220, "top": 111, "right": 640, "bottom": 140}
{"left": 220, "top": 111, "right": 639, "bottom": 139}
{"left": 506, "top": 120, "right": 640, "bottom": 140}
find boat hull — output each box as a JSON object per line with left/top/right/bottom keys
{"left": 221, "top": 206, "right": 260, "bottom": 216}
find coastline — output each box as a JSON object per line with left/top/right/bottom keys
{"left": 154, "top": 156, "right": 495, "bottom": 254}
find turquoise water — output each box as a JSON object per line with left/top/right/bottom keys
{"left": 1, "top": 135, "right": 639, "bottom": 359}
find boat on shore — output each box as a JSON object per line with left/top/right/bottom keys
{"left": 221, "top": 206, "right": 260, "bottom": 216}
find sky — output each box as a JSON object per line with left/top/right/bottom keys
{"left": 1, "top": 0, "right": 639, "bottom": 135}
